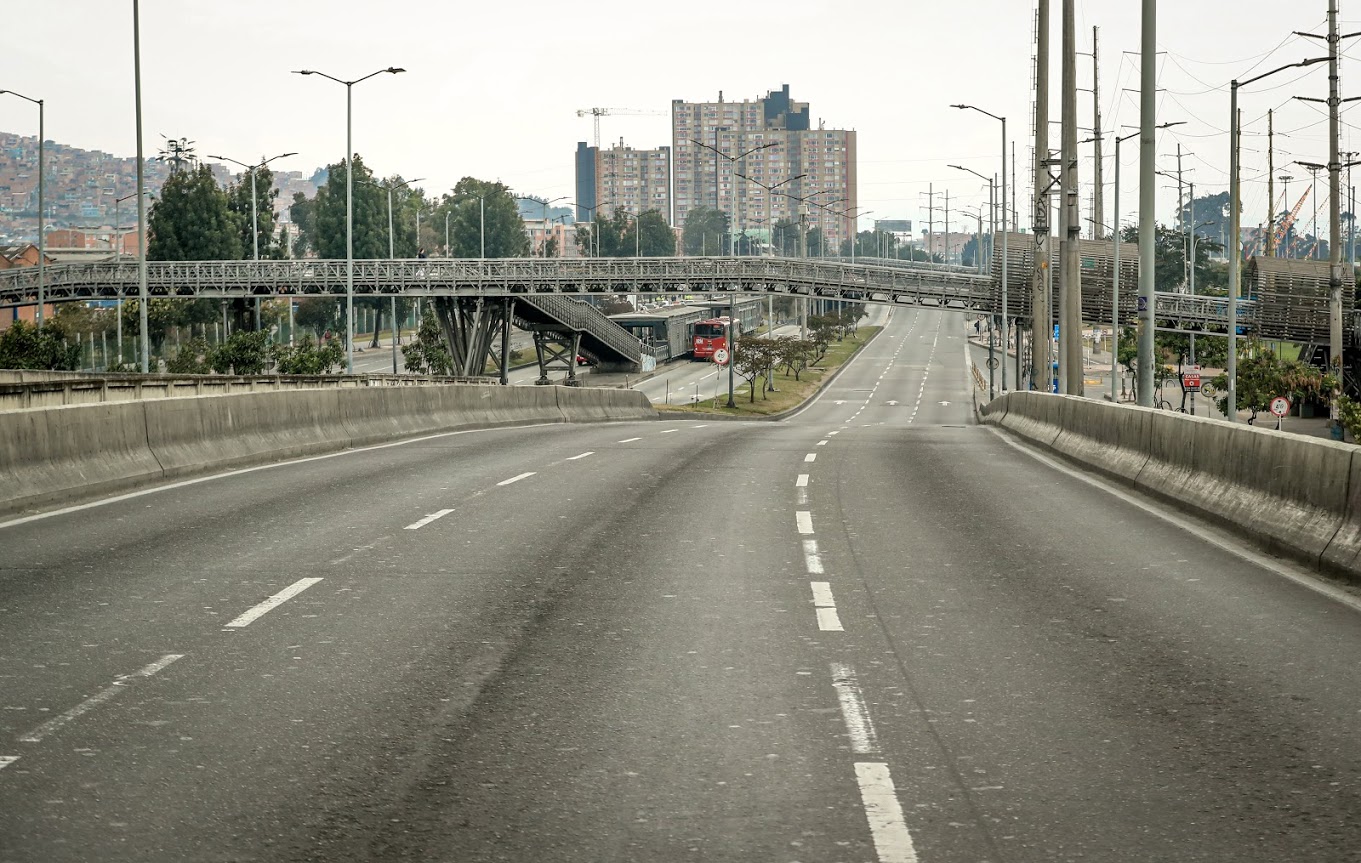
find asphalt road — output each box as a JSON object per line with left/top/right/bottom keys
{"left": 3, "top": 307, "right": 1361, "bottom": 861}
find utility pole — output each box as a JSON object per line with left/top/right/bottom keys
{"left": 1137, "top": 0, "right": 1157, "bottom": 407}
{"left": 1177, "top": 145, "right": 1187, "bottom": 289}
{"left": 927, "top": 184, "right": 935, "bottom": 262}
{"left": 1090, "top": 26, "right": 1105, "bottom": 242}
{"left": 1060, "top": 0, "right": 1082, "bottom": 395}
{"left": 1267, "top": 110, "right": 1276, "bottom": 256}
{"left": 1032, "top": 0, "right": 1052, "bottom": 391}
{"left": 1327, "top": 0, "right": 1344, "bottom": 433}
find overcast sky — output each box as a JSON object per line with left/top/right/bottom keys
{"left": 6, "top": 1, "right": 1361, "bottom": 240}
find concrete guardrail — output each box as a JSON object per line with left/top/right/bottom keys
{"left": 980, "top": 391, "right": 1361, "bottom": 584}
{"left": 0, "top": 383, "right": 655, "bottom": 518}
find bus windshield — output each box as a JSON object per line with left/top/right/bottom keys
{"left": 694, "top": 323, "right": 725, "bottom": 338}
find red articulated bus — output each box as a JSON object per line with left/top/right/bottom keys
{"left": 692, "top": 317, "right": 736, "bottom": 361}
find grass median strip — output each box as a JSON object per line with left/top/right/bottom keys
{"left": 657, "top": 327, "right": 881, "bottom": 417}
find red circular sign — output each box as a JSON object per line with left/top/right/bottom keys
{"left": 1269, "top": 396, "right": 1292, "bottom": 418}
{"left": 712, "top": 348, "right": 730, "bottom": 366}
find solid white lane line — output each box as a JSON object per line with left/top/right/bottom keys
{"left": 804, "top": 453, "right": 817, "bottom": 463}
{"left": 497, "top": 472, "right": 536, "bottom": 486}
{"left": 831, "top": 663, "right": 879, "bottom": 753}
{"left": 854, "top": 762, "right": 919, "bottom": 863}
{"left": 796, "top": 511, "right": 814, "bottom": 535}
{"left": 566, "top": 451, "right": 595, "bottom": 460}
{"left": 796, "top": 474, "right": 810, "bottom": 487}
{"left": 224, "top": 578, "right": 324, "bottom": 629}
{"left": 817, "top": 440, "right": 829, "bottom": 446}
{"left": 803, "top": 539, "right": 824, "bottom": 574}
{"left": 817, "top": 607, "right": 845, "bottom": 631}
{"left": 405, "top": 509, "right": 454, "bottom": 530}
{"left": 811, "top": 581, "right": 836, "bottom": 607}
{"left": 20, "top": 654, "right": 185, "bottom": 744}
{"left": 0, "top": 756, "right": 18, "bottom": 770}
{"left": 660, "top": 429, "right": 679, "bottom": 434}
{"left": 618, "top": 437, "right": 642, "bottom": 443}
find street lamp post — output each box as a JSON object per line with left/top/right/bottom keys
{"left": 112, "top": 190, "right": 148, "bottom": 363}
{"left": 207, "top": 151, "right": 296, "bottom": 332}
{"left": 952, "top": 104, "right": 1009, "bottom": 391}
{"left": 692, "top": 138, "right": 778, "bottom": 255}
{"left": 362, "top": 176, "right": 424, "bottom": 372}
{"left": 950, "top": 165, "right": 996, "bottom": 276}
{"left": 0, "top": 90, "right": 44, "bottom": 326}
{"left": 1226, "top": 57, "right": 1327, "bottom": 418}
{"left": 293, "top": 65, "right": 406, "bottom": 373}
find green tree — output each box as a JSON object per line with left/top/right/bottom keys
{"left": 733, "top": 337, "right": 781, "bottom": 402}
{"left": 288, "top": 191, "right": 315, "bottom": 258}
{"left": 295, "top": 298, "right": 342, "bottom": 340}
{"left": 226, "top": 165, "right": 284, "bottom": 261}
{"left": 633, "top": 210, "right": 675, "bottom": 256}
{"left": 1209, "top": 344, "right": 1325, "bottom": 424}
{"left": 433, "top": 178, "right": 530, "bottom": 259}
{"left": 301, "top": 154, "right": 387, "bottom": 260}
{"left": 271, "top": 336, "right": 344, "bottom": 374}
{"left": 683, "top": 206, "right": 729, "bottom": 256}
{"left": 1120, "top": 222, "right": 1226, "bottom": 295}
{"left": 401, "top": 310, "right": 455, "bottom": 375}
{"left": 120, "top": 298, "right": 220, "bottom": 354}
{"left": 0, "top": 319, "right": 81, "bottom": 370}
{"left": 776, "top": 338, "right": 816, "bottom": 381}
{"left": 148, "top": 164, "right": 243, "bottom": 261}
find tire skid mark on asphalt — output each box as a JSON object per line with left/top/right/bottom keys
{"left": 19, "top": 654, "right": 185, "bottom": 744}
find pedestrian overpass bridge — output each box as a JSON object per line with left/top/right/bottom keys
{"left": 0, "top": 254, "right": 1345, "bottom": 375}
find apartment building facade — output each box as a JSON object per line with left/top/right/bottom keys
{"left": 574, "top": 140, "right": 671, "bottom": 224}
{"left": 671, "top": 84, "right": 857, "bottom": 251}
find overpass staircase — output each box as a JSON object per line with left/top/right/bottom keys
{"left": 512, "top": 295, "right": 642, "bottom": 385}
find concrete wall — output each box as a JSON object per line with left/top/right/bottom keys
{"left": 980, "top": 391, "right": 1361, "bottom": 584}
{"left": 0, "top": 384, "right": 654, "bottom": 518}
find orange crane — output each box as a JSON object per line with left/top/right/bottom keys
{"left": 575, "top": 107, "right": 666, "bottom": 148}
{"left": 1272, "top": 187, "right": 1311, "bottom": 254}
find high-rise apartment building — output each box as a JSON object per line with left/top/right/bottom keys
{"left": 671, "top": 84, "right": 857, "bottom": 251}
{"left": 574, "top": 140, "right": 671, "bottom": 225}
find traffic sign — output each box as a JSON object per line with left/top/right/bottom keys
{"left": 986, "top": 357, "right": 1000, "bottom": 370}
{"left": 1269, "top": 396, "right": 1291, "bottom": 418}
{"left": 712, "top": 348, "right": 730, "bottom": 366}
{"left": 1183, "top": 370, "right": 1201, "bottom": 392}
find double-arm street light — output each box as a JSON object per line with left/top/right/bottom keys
{"left": 1226, "top": 57, "right": 1328, "bottom": 418}
{"left": 737, "top": 172, "right": 807, "bottom": 256}
{"left": 692, "top": 137, "right": 779, "bottom": 254}
{"left": 951, "top": 103, "right": 1010, "bottom": 391}
{"left": 112, "top": 189, "right": 149, "bottom": 364}
{"left": 842, "top": 207, "right": 873, "bottom": 264}
{"left": 950, "top": 164, "right": 997, "bottom": 275}
{"left": 1, "top": 89, "right": 45, "bottom": 325}
{"left": 207, "top": 151, "right": 296, "bottom": 331}
{"left": 293, "top": 65, "right": 406, "bottom": 373}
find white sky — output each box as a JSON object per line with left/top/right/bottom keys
{"left": 5, "top": 1, "right": 1361, "bottom": 241}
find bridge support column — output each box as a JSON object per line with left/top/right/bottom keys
{"left": 532, "top": 329, "right": 582, "bottom": 386}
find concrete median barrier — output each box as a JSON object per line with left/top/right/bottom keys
{"left": 0, "top": 402, "right": 162, "bottom": 517}
{"left": 0, "top": 382, "right": 657, "bottom": 518}
{"left": 983, "top": 391, "right": 1361, "bottom": 584}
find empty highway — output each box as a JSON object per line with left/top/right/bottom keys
{"left": 3, "top": 307, "right": 1360, "bottom": 862}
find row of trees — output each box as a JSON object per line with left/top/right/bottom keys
{"left": 727, "top": 309, "right": 867, "bottom": 402}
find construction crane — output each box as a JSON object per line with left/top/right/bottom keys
{"left": 1272, "top": 187, "right": 1311, "bottom": 255}
{"left": 575, "top": 107, "right": 665, "bottom": 148}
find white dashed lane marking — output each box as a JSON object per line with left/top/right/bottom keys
{"left": 796, "top": 474, "right": 809, "bottom": 487}
{"left": 817, "top": 440, "right": 829, "bottom": 446}
{"left": 812, "top": 582, "right": 844, "bottom": 631}
{"left": 831, "top": 663, "right": 879, "bottom": 753}
{"left": 855, "top": 762, "right": 919, "bottom": 863}
{"left": 805, "top": 453, "right": 817, "bottom": 463}
{"left": 405, "top": 509, "right": 454, "bottom": 530}
{"left": 0, "top": 756, "right": 18, "bottom": 771}
{"left": 224, "top": 578, "right": 324, "bottom": 629}
{"left": 566, "top": 452, "right": 595, "bottom": 460}
{"left": 803, "top": 539, "right": 824, "bottom": 574}
{"left": 796, "top": 511, "right": 815, "bottom": 535}
{"left": 660, "top": 429, "right": 679, "bottom": 434}
{"left": 618, "top": 437, "right": 642, "bottom": 443}
{"left": 20, "top": 654, "right": 185, "bottom": 744}
{"left": 497, "top": 472, "right": 536, "bottom": 486}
